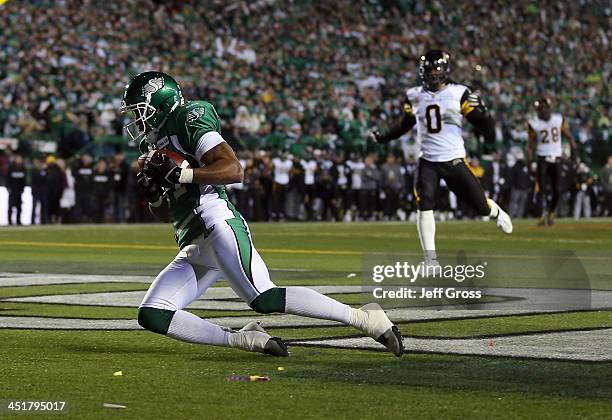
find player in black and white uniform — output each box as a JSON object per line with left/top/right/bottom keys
{"left": 527, "top": 97, "right": 577, "bottom": 226}
{"left": 371, "top": 50, "right": 512, "bottom": 268}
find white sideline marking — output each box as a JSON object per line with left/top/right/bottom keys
{"left": 0, "top": 273, "right": 151, "bottom": 286}
{"left": 1, "top": 272, "right": 611, "bottom": 361}
{"left": 0, "top": 315, "right": 341, "bottom": 329}
{"left": 6, "top": 286, "right": 611, "bottom": 312}
{"left": 294, "top": 329, "right": 612, "bottom": 362}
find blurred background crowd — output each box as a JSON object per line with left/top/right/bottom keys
{"left": 2, "top": 149, "right": 612, "bottom": 225}
{"left": 0, "top": 0, "right": 610, "bottom": 225}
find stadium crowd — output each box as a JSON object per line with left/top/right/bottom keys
{"left": 2, "top": 149, "right": 612, "bottom": 225}
{"left": 1, "top": 1, "right": 609, "bottom": 154}
{"left": 0, "top": 0, "right": 610, "bottom": 225}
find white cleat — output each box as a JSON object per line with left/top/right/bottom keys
{"left": 228, "top": 321, "right": 289, "bottom": 357}
{"left": 496, "top": 207, "right": 513, "bottom": 234}
{"left": 355, "top": 303, "right": 404, "bottom": 357}
{"left": 488, "top": 199, "right": 513, "bottom": 234}
{"left": 239, "top": 321, "right": 268, "bottom": 334}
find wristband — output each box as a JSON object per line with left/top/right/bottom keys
{"left": 178, "top": 168, "right": 194, "bottom": 184}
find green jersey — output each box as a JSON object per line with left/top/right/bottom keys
{"left": 140, "top": 100, "right": 242, "bottom": 248}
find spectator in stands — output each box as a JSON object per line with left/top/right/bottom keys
{"left": 271, "top": 152, "right": 292, "bottom": 221}
{"left": 508, "top": 151, "right": 532, "bottom": 218}
{"left": 7, "top": 153, "right": 26, "bottom": 225}
{"left": 73, "top": 154, "right": 94, "bottom": 223}
{"left": 401, "top": 155, "right": 418, "bottom": 219}
{"left": 331, "top": 153, "right": 351, "bottom": 221}
{"left": 574, "top": 163, "right": 593, "bottom": 219}
{"left": 0, "top": 149, "right": 12, "bottom": 186}
{"left": 92, "top": 159, "right": 111, "bottom": 223}
{"left": 45, "top": 156, "right": 65, "bottom": 224}
{"left": 601, "top": 156, "right": 612, "bottom": 217}
{"left": 380, "top": 153, "right": 403, "bottom": 220}
{"left": 59, "top": 159, "right": 76, "bottom": 223}
{"left": 253, "top": 154, "right": 273, "bottom": 221}
{"left": 1, "top": 1, "right": 607, "bottom": 167}
{"left": 127, "top": 160, "right": 147, "bottom": 223}
{"left": 346, "top": 154, "right": 365, "bottom": 221}
{"left": 286, "top": 155, "right": 304, "bottom": 221}
{"left": 361, "top": 154, "right": 380, "bottom": 221}
{"left": 0, "top": 1, "right": 610, "bottom": 224}
{"left": 30, "top": 157, "right": 49, "bottom": 225}
{"left": 111, "top": 151, "right": 130, "bottom": 223}
{"left": 316, "top": 166, "right": 338, "bottom": 221}
{"left": 557, "top": 155, "right": 576, "bottom": 218}
{"left": 300, "top": 153, "right": 318, "bottom": 220}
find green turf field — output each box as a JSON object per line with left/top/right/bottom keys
{"left": 0, "top": 219, "right": 611, "bottom": 419}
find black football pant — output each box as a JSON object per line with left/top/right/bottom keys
{"left": 536, "top": 157, "right": 562, "bottom": 215}
{"left": 415, "top": 158, "right": 489, "bottom": 216}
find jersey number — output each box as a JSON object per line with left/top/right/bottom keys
{"left": 425, "top": 105, "right": 442, "bottom": 133}
{"left": 540, "top": 127, "right": 560, "bottom": 143}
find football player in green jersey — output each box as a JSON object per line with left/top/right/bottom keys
{"left": 121, "top": 71, "right": 404, "bottom": 357}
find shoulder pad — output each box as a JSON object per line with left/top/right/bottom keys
{"left": 405, "top": 86, "right": 420, "bottom": 101}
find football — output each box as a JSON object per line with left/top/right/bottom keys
{"left": 137, "top": 149, "right": 189, "bottom": 171}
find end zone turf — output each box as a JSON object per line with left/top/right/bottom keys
{"left": 0, "top": 220, "right": 611, "bottom": 418}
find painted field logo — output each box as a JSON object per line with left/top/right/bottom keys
{"left": 0, "top": 272, "right": 610, "bottom": 362}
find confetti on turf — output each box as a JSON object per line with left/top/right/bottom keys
{"left": 347, "top": 273, "right": 357, "bottom": 278}
{"left": 113, "top": 370, "right": 123, "bottom": 376}
{"left": 227, "top": 375, "right": 271, "bottom": 382}
{"left": 103, "top": 403, "right": 126, "bottom": 409}
{"left": 277, "top": 367, "right": 285, "bottom": 372}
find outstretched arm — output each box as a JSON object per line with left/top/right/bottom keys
{"left": 461, "top": 90, "right": 495, "bottom": 150}
{"left": 373, "top": 99, "right": 417, "bottom": 143}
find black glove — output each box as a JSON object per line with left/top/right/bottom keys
{"left": 136, "top": 171, "right": 163, "bottom": 205}
{"left": 143, "top": 152, "right": 181, "bottom": 187}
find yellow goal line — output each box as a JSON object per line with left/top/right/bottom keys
{"left": 0, "top": 240, "right": 609, "bottom": 260}
{"left": 0, "top": 240, "right": 362, "bottom": 255}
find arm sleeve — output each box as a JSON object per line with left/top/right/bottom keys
{"left": 460, "top": 89, "right": 495, "bottom": 147}
{"left": 195, "top": 131, "right": 226, "bottom": 161}
{"left": 377, "top": 97, "right": 417, "bottom": 143}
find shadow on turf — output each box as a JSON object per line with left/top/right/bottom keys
{"left": 277, "top": 352, "right": 612, "bottom": 402}
{"left": 60, "top": 337, "right": 612, "bottom": 402}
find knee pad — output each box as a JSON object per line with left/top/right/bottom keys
{"left": 249, "top": 287, "right": 286, "bottom": 314}
{"left": 137, "top": 307, "right": 175, "bottom": 335}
